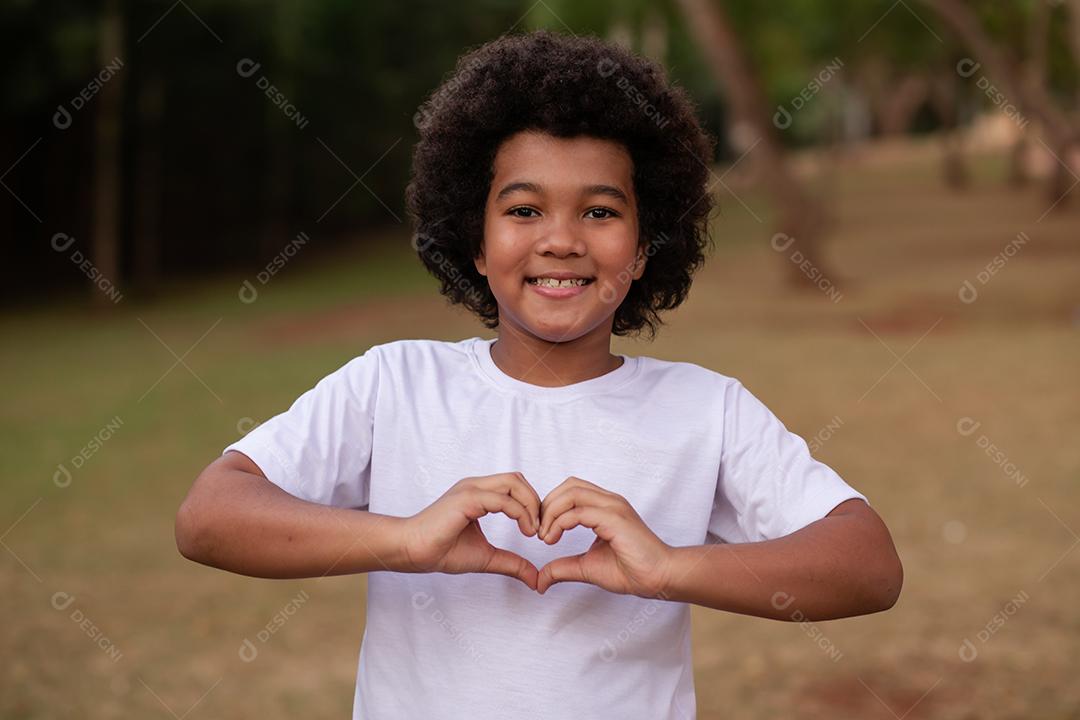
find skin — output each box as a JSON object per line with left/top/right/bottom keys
{"left": 474, "top": 130, "right": 646, "bottom": 387}
{"left": 402, "top": 471, "right": 543, "bottom": 590}
{"left": 177, "top": 130, "right": 903, "bottom": 621}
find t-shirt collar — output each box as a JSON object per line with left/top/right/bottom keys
{"left": 470, "top": 336, "right": 640, "bottom": 401}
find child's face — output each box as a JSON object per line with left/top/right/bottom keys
{"left": 476, "top": 130, "right": 645, "bottom": 344}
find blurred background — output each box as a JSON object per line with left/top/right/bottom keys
{"left": 2, "top": 0, "right": 1078, "bottom": 718}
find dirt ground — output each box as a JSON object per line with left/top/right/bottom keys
{"left": 2, "top": 138, "right": 1078, "bottom": 718}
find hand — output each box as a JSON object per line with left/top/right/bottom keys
{"left": 402, "top": 472, "right": 541, "bottom": 590}
{"left": 536, "top": 477, "right": 673, "bottom": 597}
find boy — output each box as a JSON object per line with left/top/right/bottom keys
{"left": 176, "top": 31, "right": 902, "bottom": 719}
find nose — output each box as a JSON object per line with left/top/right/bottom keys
{"left": 534, "top": 214, "right": 586, "bottom": 258}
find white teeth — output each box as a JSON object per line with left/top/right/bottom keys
{"left": 529, "top": 277, "right": 590, "bottom": 288}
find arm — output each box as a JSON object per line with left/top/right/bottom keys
{"left": 663, "top": 498, "right": 903, "bottom": 620}
{"left": 536, "top": 480, "right": 902, "bottom": 621}
{"left": 176, "top": 454, "right": 543, "bottom": 588}
{"left": 175, "top": 451, "right": 410, "bottom": 579}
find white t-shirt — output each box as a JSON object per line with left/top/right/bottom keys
{"left": 223, "top": 336, "right": 867, "bottom": 719}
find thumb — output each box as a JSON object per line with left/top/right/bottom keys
{"left": 537, "top": 554, "right": 587, "bottom": 595}
{"left": 482, "top": 547, "right": 539, "bottom": 591}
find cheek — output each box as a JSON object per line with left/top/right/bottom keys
{"left": 596, "top": 239, "right": 641, "bottom": 276}
{"left": 479, "top": 231, "right": 527, "bottom": 291}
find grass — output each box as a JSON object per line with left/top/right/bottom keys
{"left": 2, "top": 139, "right": 1079, "bottom": 719}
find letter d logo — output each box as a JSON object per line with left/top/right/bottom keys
{"left": 239, "top": 638, "right": 259, "bottom": 662}
{"left": 238, "top": 280, "right": 258, "bottom": 304}
{"left": 958, "top": 279, "right": 978, "bottom": 304}
{"left": 236, "top": 58, "right": 261, "bottom": 78}
{"left": 51, "top": 233, "right": 76, "bottom": 252}
{"left": 771, "top": 591, "right": 796, "bottom": 610}
{"left": 956, "top": 417, "right": 981, "bottom": 437}
{"left": 53, "top": 105, "right": 73, "bottom": 130}
{"left": 597, "top": 58, "right": 620, "bottom": 78}
{"left": 53, "top": 463, "right": 72, "bottom": 488}
{"left": 956, "top": 58, "right": 981, "bottom": 78}
{"left": 770, "top": 233, "right": 795, "bottom": 252}
{"left": 52, "top": 591, "right": 76, "bottom": 611}
{"left": 773, "top": 105, "right": 793, "bottom": 130}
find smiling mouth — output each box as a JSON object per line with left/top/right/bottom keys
{"left": 526, "top": 277, "right": 595, "bottom": 288}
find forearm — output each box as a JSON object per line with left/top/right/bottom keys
{"left": 176, "top": 466, "right": 410, "bottom": 579}
{"left": 662, "top": 508, "right": 902, "bottom": 621}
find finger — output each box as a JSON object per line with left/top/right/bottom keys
{"left": 547, "top": 476, "right": 615, "bottom": 498}
{"left": 540, "top": 487, "right": 620, "bottom": 539}
{"left": 473, "top": 473, "right": 542, "bottom": 532}
{"left": 482, "top": 546, "right": 539, "bottom": 590}
{"left": 562, "top": 475, "right": 615, "bottom": 493}
{"left": 498, "top": 472, "right": 543, "bottom": 532}
{"left": 543, "top": 506, "right": 618, "bottom": 546}
{"left": 536, "top": 553, "right": 588, "bottom": 595}
{"left": 462, "top": 490, "right": 536, "bottom": 536}
{"left": 539, "top": 477, "right": 620, "bottom": 535}
{"left": 540, "top": 476, "right": 588, "bottom": 517}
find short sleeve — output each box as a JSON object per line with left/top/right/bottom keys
{"left": 222, "top": 347, "right": 380, "bottom": 509}
{"left": 707, "top": 379, "right": 868, "bottom": 544}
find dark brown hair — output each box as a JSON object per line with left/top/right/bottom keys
{"left": 406, "top": 30, "right": 716, "bottom": 339}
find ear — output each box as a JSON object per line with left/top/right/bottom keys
{"left": 631, "top": 243, "right": 647, "bottom": 280}
{"left": 474, "top": 241, "right": 487, "bottom": 277}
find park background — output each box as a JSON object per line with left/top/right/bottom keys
{"left": 2, "top": 0, "right": 1079, "bottom": 717}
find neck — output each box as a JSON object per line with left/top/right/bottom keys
{"left": 489, "top": 324, "right": 622, "bottom": 388}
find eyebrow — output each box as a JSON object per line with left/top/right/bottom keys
{"left": 584, "top": 184, "right": 630, "bottom": 204}
{"left": 494, "top": 181, "right": 630, "bottom": 205}
{"left": 495, "top": 182, "right": 542, "bottom": 201}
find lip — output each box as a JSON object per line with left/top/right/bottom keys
{"left": 527, "top": 271, "right": 593, "bottom": 281}
{"left": 527, "top": 280, "right": 591, "bottom": 299}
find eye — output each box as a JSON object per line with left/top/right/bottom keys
{"left": 507, "top": 206, "right": 540, "bottom": 218}
{"left": 585, "top": 207, "right": 620, "bottom": 220}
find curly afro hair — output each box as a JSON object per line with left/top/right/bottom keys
{"left": 405, "top": 30, "right": 716, "bottom": 339}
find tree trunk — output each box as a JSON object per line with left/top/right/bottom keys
{"left": 929, "top": 73, "right": 969, "bottom": 189}
{"left": 878, "top": 74, "right": 930, "bottom": 137}
{"left": 1008, "top": 130, "right": 1031, "bottom": 187}
{"left": 674, "top": 0, "right": 829, "bottom": 289}
{"left": 922, "top": 0, "right": 1077, "bottom": 208}
{"left": 91, "top": 0, "right": 124, "bottom": 305}
{"left": 1006, "top": 0, "right": 1050, "bottom": 187}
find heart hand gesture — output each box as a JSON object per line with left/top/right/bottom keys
{"left": 535, "top": 477, "right": 673, "bottom": 598}
{"left": 401, "top": 472, "right": 541, "bottom": 590}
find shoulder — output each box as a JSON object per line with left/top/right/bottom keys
{"left": 630, "top": 355, "right": 787, "bottom": 437}
{"left": 316, "top": 337, "right": 477, "bottom": 401}
{"left": 633, "top": 353, "right": 741, "bottom": 395}
{"left": 340, "top": 336, "right": 478, "bottom": 380}
{"left": 628, "top": 354, "right": 746, "bottom": 425}
{"left": 363, "top": 336, "right": 477, "bottom": 366}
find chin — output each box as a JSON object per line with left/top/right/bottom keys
{"left": 494, "top": 295, "right": 607, "bottom": 343}
{"left": 521, "top": 314, "right": 605, "bottom": 344}
{"left": 521, "top": 324, "right": 584, "bottom": 343}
